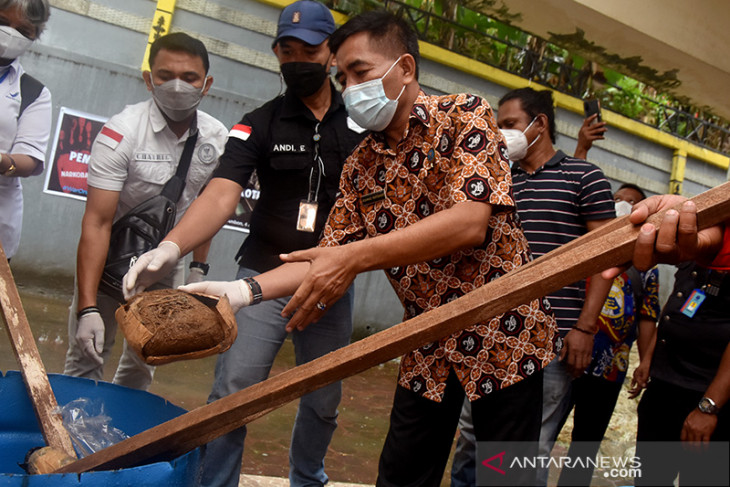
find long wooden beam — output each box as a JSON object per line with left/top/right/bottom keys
{"left": 0, "top": 246, "right": 77, "bottom": 459}
{"left": 56, "top": 182, "right": 730, "bottom": 473}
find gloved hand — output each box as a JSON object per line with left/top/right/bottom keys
{"left": 76, "top": 311, "right": 105, "bottom": 366}
{"left": 179, "top": 279, "right": 253, "bottom": 314}
{"left": 185, "top": 267, "right": 206, "bottom": 284}
{"left": 123, "top": 241, "right": 181, "bottom": 300}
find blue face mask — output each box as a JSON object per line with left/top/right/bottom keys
{"left": 342, "top": 56, "right": 406, "bottom": 132}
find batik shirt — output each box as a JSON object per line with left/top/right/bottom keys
{"left": 587, "top": 267, "right": 660, "bottom": 382}
{"left": 319, "top": 92, "right": 557, "bottom": 402}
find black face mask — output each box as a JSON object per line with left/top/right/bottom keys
{"left": 280, "top": 61, "right": 329, "bottom": 98}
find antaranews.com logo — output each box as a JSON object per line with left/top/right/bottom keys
{"left": 476, "top": 442, "right": 641, "bottom": 486}
{"left": 476, "top": 441, "right": 729, "bottom": 486}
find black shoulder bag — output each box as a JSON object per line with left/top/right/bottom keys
{"left": 98, "top": 129, "right": 199, "bottom": 302}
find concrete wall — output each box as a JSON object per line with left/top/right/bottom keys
{"left": 11, "top": 0, "right": 728, "bottom": 332}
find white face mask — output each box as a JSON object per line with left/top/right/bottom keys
{"left": 614, "top": 200, "right": 633, "bottom": 217}
{"left": 151, "top": 78, "right": 205, "bottom": 122}
{"left": 499, "top": 117, "right": 541, "bottom": 162}
{"left": 342, "top": 56, "right": 406, "bottom": 132}
{"left": 0, "top": 26, "right": 34, "bottom": 61}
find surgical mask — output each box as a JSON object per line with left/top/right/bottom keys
{"left": 499, "top": 117, "right": 540, "bottom": 162}
{"left": 281, "top": 61, "right": 329, "bottom": 98}
{"left": 615, "top": 200, "right": 633, "bottom": 217}
{"left": 0, "top": 26, "right": 34, "bottom": 61}
{"left": 151, "top": 78, "right": 205, "bottom": 122}
{"left": 342, "top": 56, "right": 406, "bottom": 132}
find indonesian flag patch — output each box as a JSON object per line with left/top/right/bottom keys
{"left": 97, "top": 126, "right": 124, "bottom": 150}
{"left": 229, "top": 124, "right": 252, "bottom": 141}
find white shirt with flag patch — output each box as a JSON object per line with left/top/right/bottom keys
{"left": 229, "top": 124, "right": 251, "bottom": 142}
{"left": 96, "top": 125, "right": 124, "bottom": 150}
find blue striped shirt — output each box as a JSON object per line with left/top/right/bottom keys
{"left": 512, "top": 150, "right": 615, "bottom": 332}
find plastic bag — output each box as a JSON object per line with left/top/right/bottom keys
{"left": 54, "top": 397, "right": 129, "bottom": 458}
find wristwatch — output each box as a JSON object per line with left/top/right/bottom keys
{"left": 698, "top": 396, "right": 720, "bottom": 415}
{"left": 189, "top": 261, "right": 210, "bottom": 275}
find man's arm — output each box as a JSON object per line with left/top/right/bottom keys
{"left": 167, "top": 178, "right": 242, "bottom": 254}
{"left": 182, "top": 201, "right": 493, "bottom": 330}
{"left": 123, "top": 177, "right": 243, "bottom": 296}
{"left": 77, "top": 187, "right": 121, "bottom": 310}
{"left": 179, "top": 200, "right": 490, "bottom": 323}
{"left": 278, "top": 200, "right": 492, "bottom": 332}
{"left": 561, "top": 217, "right": 614, "bottom": 376}
{"left": 628, "top": 317, "right": 657, "bottom": 398}
{"left": 681, "top": 341, "right": 730, "bottom": 445}
{"left": 0, "top": 153, "right": 42, "bottom": 178}
{"left": 573, "top": 114, "right": 606, "bottom": 160}
{"left": 73, "top": 187, "right": 121, "bottom": 364}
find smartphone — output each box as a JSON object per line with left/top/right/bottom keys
{"left": 584, "top": 99, "right": 602, "bottom": 123}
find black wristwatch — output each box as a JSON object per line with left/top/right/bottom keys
{"left": 698, "top": 396, "right": 720, "bottom": 415}
{"left": 189, "top": 261, "right": 210, "bottom": 275}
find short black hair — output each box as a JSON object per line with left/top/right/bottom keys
{"left": 498, "top": 87, "right": 556, "bottom": 143}
{"left": 617, "top": 182, "right": 647, "bottom": 201}
{"left": 329, "top": 10, "right": 420, "bottom": 80}
{"left": 149, "top": 32, "right": 210, "bottom": 74}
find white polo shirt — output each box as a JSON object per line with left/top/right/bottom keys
{"left": 87, "top": 99, "right": 227, "bottom": 223}
{"left": 0, "top": 59, "right": 52, "bottom": 258}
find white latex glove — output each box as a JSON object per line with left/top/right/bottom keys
{"left": 123, "top": 241, "right": 181, "bottom": 300}
{"left": 76, "top": 311, "right": 105, "bottom": 366}
{"left": 179, "top": 279, "right": 252, "bottom": 313}
{"left": 185, "top": 267, "right": 206, "bottom": 284}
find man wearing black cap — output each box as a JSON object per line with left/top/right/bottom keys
{"left": 123, "top": 2, "right": 366, "bottom": 486}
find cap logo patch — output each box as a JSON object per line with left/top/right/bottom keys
{"left": 292, "top": 11, "right": 301, "bottom": 23}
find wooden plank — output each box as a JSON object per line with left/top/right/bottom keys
{"left": 56, "top": 182, "right": 730, "bottom": 473}
{"left": 0, "top": 245, "right": 77, "bottom": 458}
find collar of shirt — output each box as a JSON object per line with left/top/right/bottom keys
{"left": 369, "top": 90, "right": 430, "bottom": 154}
{"left": 0, "top": 58, "right": 21, "bottom": 86}
{"left": 280, "top": 81, "right": 345, "bottom": 122}
{"left": 511, "top": 149, "right": 568, "bottom": 176}
{"left": 148, "top": 98, "right": 200, "bottom": 138}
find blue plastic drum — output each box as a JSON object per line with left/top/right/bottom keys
{"left": 0, "top": 371, "right": 201, "bottom": 486}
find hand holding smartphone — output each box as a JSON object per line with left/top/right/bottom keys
{"left": 584, "top": 99, "right": 602, "bottom": 123}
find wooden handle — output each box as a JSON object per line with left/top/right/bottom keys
{"left": 0, "top": 246, "right": 76, "bottom": 458}
{"left": 56, "top": 181, "right": 730, "bottom": 473}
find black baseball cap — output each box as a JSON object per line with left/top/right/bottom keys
{"left": 272, "top": 1, "right": 335, "bottom": 47}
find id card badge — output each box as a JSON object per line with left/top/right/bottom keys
{"left": 680, "top": 289, "right": 706, "bottom": 318}
{"left": 297, "top": 200, "right": 318, "bottom": 232}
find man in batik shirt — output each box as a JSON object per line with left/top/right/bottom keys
{"left": 180, "top": 11, "right": 557, "bottom": 486}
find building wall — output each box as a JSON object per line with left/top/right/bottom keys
{"left": 11, "top": 0, "right": 728, "bottom": 332}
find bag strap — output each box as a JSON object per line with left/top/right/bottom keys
{"left": 160, "top": 127, "right": 199, "bottom": 202}
{"left": 19, "top": 73, "right": 44, "bottom": 118}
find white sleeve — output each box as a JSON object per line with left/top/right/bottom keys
{"left": 86, "top": 117, "right": 134, "bottom": 192}
{"left": 13, "top": 86, "right": 51, "bottom": 175}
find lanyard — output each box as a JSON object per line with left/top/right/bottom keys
{"left": 307, "top": 122, "right": 326, "bottom": 202}
{"left": 0, "top": 69, "right": 10, "bottom": 85}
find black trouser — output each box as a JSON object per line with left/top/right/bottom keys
{"left": 635, "top": 378, "right": 729, "bottom": 486}
{"left": 377, "top": 369, "right": 543, "bottom": 487}
{"left": 558, "top": 374, "right": 623, "bottom": 486}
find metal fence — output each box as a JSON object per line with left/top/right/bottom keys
{"left": 325, "top": 0, "right": 730, "bottom": 155}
